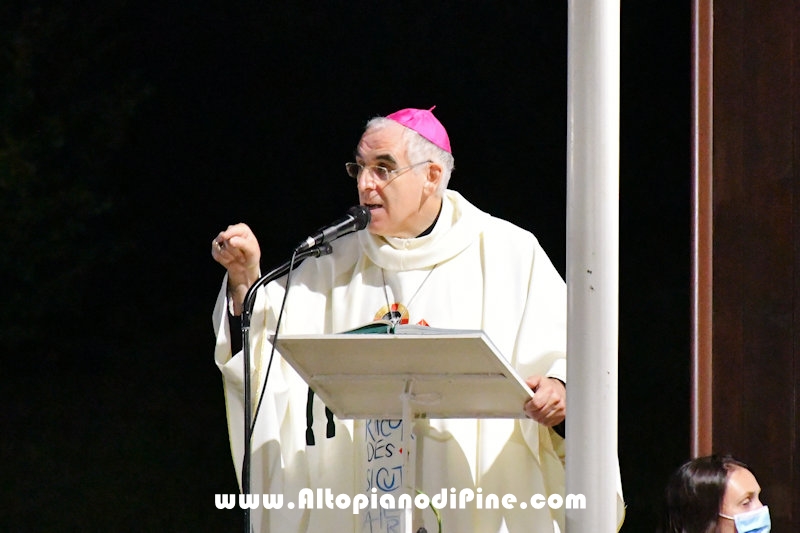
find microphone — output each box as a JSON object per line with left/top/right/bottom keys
{"left": 295, "top": 205, "right": 371, "bottom": 253}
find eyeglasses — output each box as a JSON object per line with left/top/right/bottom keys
{"left": 345, "top": 160, "right": 431, "bottom": 183}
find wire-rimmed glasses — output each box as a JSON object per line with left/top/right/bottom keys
{"left": 345, "top": 160, "right": 431, "bottom": 184}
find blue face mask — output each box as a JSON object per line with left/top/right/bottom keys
{"left": 719, "top": 505, "right": 770, "bottom": 533}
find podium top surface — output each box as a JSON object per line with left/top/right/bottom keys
{"left": 275, "top": 330, "right": 533, "bottom": 419}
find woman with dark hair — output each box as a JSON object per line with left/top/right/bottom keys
{"left": 659, "top": 454, "right": 770, "bottom": 533}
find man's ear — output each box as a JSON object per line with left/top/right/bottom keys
{"left": 424, "top": 162, "right": 443, "bottom": 193}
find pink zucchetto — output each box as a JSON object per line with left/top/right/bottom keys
{"left": 386, "top": 106, "right": 452, "bottom": 154}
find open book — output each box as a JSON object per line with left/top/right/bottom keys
{"left": 344, "top": 319, "right": 478, "bottom": 336}
{"left": 274, "top": 323, "right": 534, "bottom": 419}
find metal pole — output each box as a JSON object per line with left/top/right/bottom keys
{"left": 565, "top": 1, "right": 620, "bottom": 531}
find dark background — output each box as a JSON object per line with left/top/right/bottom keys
{"left": 1, "top": 1, "right": 690, "bottom": 531}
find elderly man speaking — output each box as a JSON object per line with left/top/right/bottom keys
{"left": 211, "top": 107, "right": 624, "bottom": 533}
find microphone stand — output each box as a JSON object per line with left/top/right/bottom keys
{"left": 239, "top": 243, "right": 333, "bottom": 533}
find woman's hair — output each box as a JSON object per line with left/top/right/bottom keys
{"left": 659, "top": 454, "right": 748, "bottom": 533}
{"left": 364, "top": 117, "right": 455, "bottom": 193}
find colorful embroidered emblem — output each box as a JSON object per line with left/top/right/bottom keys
{"left": 374, "top": 303, "right": 409, "bottom": 324}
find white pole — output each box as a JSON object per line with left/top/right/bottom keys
{"left": 565, "top": 1, "right": 620, "bottom": 532}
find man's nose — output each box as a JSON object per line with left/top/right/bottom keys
{"left": 356, "top": 169, "right": 376, "bottom": 191}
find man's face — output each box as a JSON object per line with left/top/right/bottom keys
{"left": 355, "top": 121, "right": 437, "bottom": 238}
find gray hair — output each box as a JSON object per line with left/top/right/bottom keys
{"left": 365, "top": 117, "right": 455, "bottom": 193}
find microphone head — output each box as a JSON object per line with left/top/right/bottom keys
{"left": 347, "top": 205, "right": 371, "bottom": 230}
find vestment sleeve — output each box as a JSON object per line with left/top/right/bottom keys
{"left": 211, "top": 274, "right": 286, "bottom": 489}
{"left": 515, "top": 237, "right": 567, "bottom": 383}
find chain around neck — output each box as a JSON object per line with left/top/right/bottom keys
{"left": 381, "top": 265, "right": 438, "bottom": 326}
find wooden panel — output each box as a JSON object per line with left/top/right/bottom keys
{"left": 711, "top": 0, "right": 746, "bottom": 455}
{"left": 710, "top": 0, "right": 798, "bottom": 529}
{"left": 690, "top": 0, "right": 714, "bottom": 457}
{"left": 793, "top": 1, "right": 800, "bottom": 527}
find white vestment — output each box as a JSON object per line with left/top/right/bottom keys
{"left": 213, "top": 190, "right": 624, "bottom": 532}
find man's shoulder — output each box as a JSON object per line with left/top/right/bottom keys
{"left": 483, "top": 214, "right": 538, "bottom": 246}
{"left": 448, "top": 189, "right": 537, "bottom": 243}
